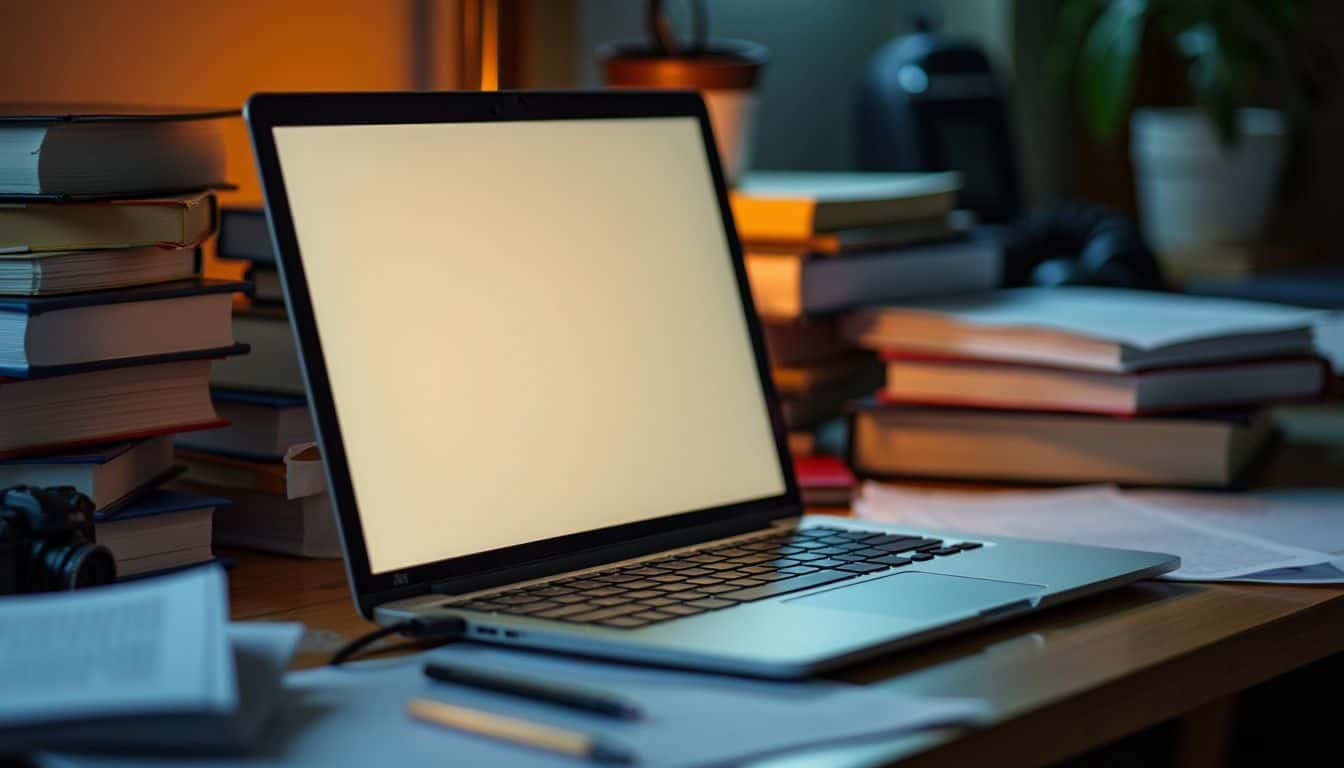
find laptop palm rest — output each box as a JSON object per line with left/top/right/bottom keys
{"left": 787, "top": 571, "right": 1045, "bottom": 621}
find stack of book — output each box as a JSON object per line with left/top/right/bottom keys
{"left": 0, "top": 107, "right": 243, "bottom": 577}
{"left": 175, "top": 207, "right": 331, "bottom": 556}
{"left": 731, "top": 171, "right": 1000, "bottom": 492}
{"left": 842, "top": 287, "right": 1332, "bottom": 487}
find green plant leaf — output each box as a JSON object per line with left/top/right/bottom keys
{"left": 1047, "top": 0, "right": 1104, "bottom": 82}
{"left": 1079, "top": 0, "right": 1148, "bottom": 143}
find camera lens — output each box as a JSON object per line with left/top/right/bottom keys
{"left": 30, "top": 540, "right": 116, "bottom": 591}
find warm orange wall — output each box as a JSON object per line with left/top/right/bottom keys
{"left": 1, "top": 0, "right": 461, "bottom": 205}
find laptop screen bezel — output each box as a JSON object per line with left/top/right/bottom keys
{"left": 245, "top": 91, "right": 801, "bottom": 615}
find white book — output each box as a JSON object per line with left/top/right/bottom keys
{"left": 843, "top": 287, "right": 1322, "bottom": 372}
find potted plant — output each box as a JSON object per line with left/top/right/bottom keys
{"left": 1052, "top": 0, "right": 1327, "bottom": 271}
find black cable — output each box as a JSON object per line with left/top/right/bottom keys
{"left": 329, "top": 615, "right": 468, "bottom": 667}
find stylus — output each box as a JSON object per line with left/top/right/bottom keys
{"left": 423, "top": 662, "right": 644, "bottom": 720}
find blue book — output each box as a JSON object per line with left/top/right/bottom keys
{"left": 176, "top": 388, "right": 313, "bottom": 461}
{"left": 96, "top": 489, "right": 230, "bottom": 579}
{"left": 0, "top": 435, "right": 180, "bottom": 511}
{"left": 0, "top": 278, "right": 249, "bottom": 378}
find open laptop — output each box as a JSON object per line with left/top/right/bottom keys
{"left": 245, "top": 91, "right": 1177, "bottom": 678}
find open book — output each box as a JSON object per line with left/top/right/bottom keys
{"left": 0, "top": 567, "right": 302, "bottom": 754}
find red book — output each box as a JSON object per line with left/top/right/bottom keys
{"left": 878, "top": 351, "right": 1333, "bottom": 416}
{"left": 793, "top": 455, "right": 856, "bottom": 507}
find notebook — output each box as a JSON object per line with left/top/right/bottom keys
{"left": 842, "top": 287, "right": 1322, "bottom": 372}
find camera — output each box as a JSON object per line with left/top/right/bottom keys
{"left": 0, "top": 486, "right": 116, "bottom": 595}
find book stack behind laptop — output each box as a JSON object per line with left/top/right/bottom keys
{"left": 0, "top": 106, "right": 246, "bottom": 577}
{"left": 180, "top": 207, "right": 326, "bottom": 554}
{"left": 842, "top": 287, "right": 1333, "bottom": 487}
{"left": 732, "top": 171, "right": 999, "bottom": 478}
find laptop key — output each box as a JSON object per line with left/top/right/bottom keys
{"left": 876, "top": 539, "right": 942, "bottom": 555}
{"left": 655, "top": 560, "right": 698, "bottom": 571}
{"left": 623, "top": 590, "right": 663, "bottom": 599}
{"left": 718, "top": 571, "right": 855, "bottom": 602}
{"left": 631, "top": 611, "right": 674, "bottom": 622}
{"left": 723, "top": 578, "right": 765, "bottom": 588}
{"left": 698, "top": 585, "right": 738, "bottom": 595}
{"left": 780, "top": 565, "right": 819, "bottom": 575}
{"left": 618, "top": 580, "right": 661, "bottom": 590}
{"left": 929, "top": 547, "right": 963, "bottom": 556}
{"left": 862, "top": 534, "right": 917, "bottom": 546}
{"left": 659, "top": 604, "right": 705, "bottom": 616}
{"left": 534, "top": 603, "right": 599, "bottom": 620}
{"left": 959, "top": 542, "right": 983, "bottom": 550}
{"left": 598, "top": 617, "right": 649, "bottom": 629}
{"left": 458, "top": 601, "right": 504, "bottom": 612}
{"left": 509, "top": 600, "right": 564, "bottom": 614}
{"left": 808, "top": 558, "right": 848, "bottom": 569}
{"left": 852, "top": 548, "right": 891, "bottom": 558}
{"left": 910, "top": 553, "right": 935, "bottom": 562}
{"left": 836, "top": 562, "right": 886, "bottom": 574}
{"left": 625, "top": 567, "right": 669, "bottom": 576}
{"left": 639, "top": 597, "right": 677, "bottom": 608}
{"left": 589, "top": 597, "right": 632, "bottom": 607}
{"left": 566, "top": 604, "right": 645, "bottom": 623}
{"left": 553, "top": 594, "right": 589, "bottom": 604}
{"left": 870, "top": 555, "right": 913, "bottom": 567}
{"left": 751, "top": 571, "right": 798, "bottom": 582}
{"left": 675, "top": 590, "right": 710, "bottom": 600}
{"left": 686, "top": 577, "right": 723, "bottom": 586}
{"left": 686, "top": 598, "right": 738, "bottom": 610}
{"left": 581, "top": 587, "right": 625, "bottom": 597}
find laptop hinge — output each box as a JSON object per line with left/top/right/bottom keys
{"left": 427, "top": 509, "right": 791, "bottom": 597}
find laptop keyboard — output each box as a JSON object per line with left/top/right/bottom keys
{"left": 442, "top": 526, "right": 983, "bottom": 630}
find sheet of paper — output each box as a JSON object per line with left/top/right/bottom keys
{"left": 857, "top": 484, "right": 1341, "bottom": 582}
{"left": 895, "top": 287, "right": 1321, "bottom": 349}
{"left": 1125, "top": 488, "right": 1344, "bottom": 555}
{"left": 42, "top": 644, "right": 988, "bottom": 768}
{"left": 0, "top": 566, "right": 235, "bottom": 732}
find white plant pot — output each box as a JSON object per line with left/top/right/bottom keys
{"left": 1130, "top": 108, "right": 1286, "bottom": 266}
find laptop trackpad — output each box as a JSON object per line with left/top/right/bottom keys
{"left": 789, "top": 571, "right": 1045, "bottom": 620}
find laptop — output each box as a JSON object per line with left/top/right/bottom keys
{"left": 245, "top": 91, "right": 1178, "bottom": 678}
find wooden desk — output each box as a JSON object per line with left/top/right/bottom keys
{"left": 224, "top": 550, "right": 1344, "bottom": 767}
{"left": 226, "top": 406, "right": 1344, "bottom": 766}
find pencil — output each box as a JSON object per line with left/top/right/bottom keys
{"left": 406, "top": 696, "right": 637, "bottom": 764}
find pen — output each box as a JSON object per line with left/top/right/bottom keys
{"left": 407, "top": 697, "right": 637, "bottom": 765}
{"left": 423, "top": 661, "right": 644, "bottom": 720}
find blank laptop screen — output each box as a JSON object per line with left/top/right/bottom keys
{"left": 271, "top": 117, "right": 786, "bottom": 574}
